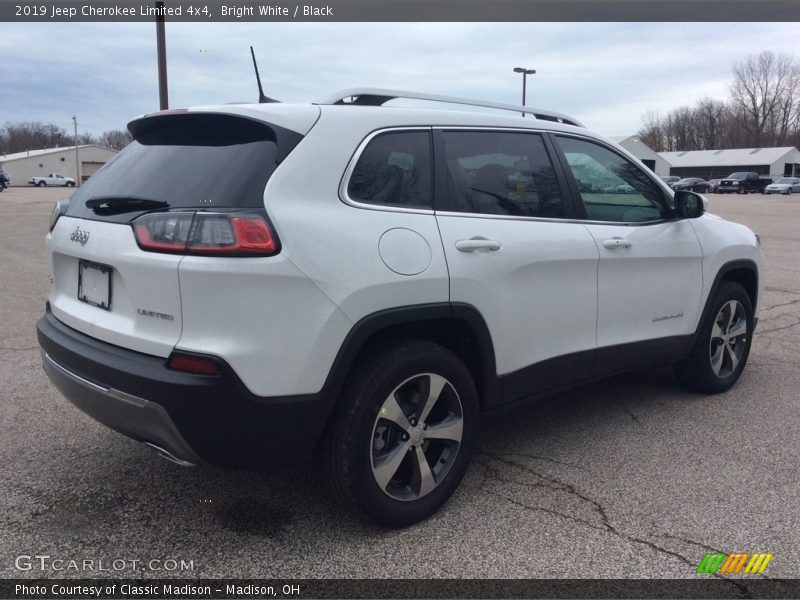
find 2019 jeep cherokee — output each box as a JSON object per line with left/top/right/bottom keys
{"left": 37, "top": 88, "right": 763, "bottom": 526}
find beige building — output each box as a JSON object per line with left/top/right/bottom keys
{"left": 0, "top": 145, "right": 118, "bottom": 186}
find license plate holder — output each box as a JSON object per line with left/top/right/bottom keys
{"left": 78, "top": 260, "right": 112, "bottom": 310}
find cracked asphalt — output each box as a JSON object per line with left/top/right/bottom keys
{"left": 1, "top": 187, "right": 798, "bottom": 580}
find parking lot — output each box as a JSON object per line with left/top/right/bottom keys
{"left": 1, "top": 186, "right": 798, "bottom": 580}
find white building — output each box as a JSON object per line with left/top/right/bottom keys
{"left": 659, "top": 147, "right": 800, "bottom": 180}
{"left": 0, "top": 145, "right": 118, "bottom": 186}
{"left": 610, "top": 135, "right": 671, "bottom": 176}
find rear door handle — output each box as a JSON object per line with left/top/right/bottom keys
{"left": 455, "top": 238, "right": 502, "bottom": 253}
{"left": 602, "top": 237, "right": 633, "bottom": 249}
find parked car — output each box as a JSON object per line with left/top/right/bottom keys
{"left": 707, "top": 179, "right": 722, "bottom": 193}
{"left": 660, "top": 175, "right": 681, "bottom": 187}
{"left": 29, "top": 173, "right": 76, "bottom": 187}
{"left": 764, "top": 177, "right": 800, "bottom": 195}
{"left": 672, "top": 177, "right": 710, "bottom": 193}
{"left": 37, "top": 88, "right": 764, "bottom": 526}
{"left": 0, "top": 170, "right": 9, "bottom": 191}
{"left": 717, "top": 172, "right": 771, "bottom": 194}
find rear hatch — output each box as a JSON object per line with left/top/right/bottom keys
{"left": 47, "top": 109, "right": 313, "bottom": 357}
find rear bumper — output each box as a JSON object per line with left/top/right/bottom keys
{"left": 37, "top": 307, "right": 337, "bottom": 469}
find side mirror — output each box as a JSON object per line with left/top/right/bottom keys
{"left": 674, "top": 190, "right": 706, "bottom": 219}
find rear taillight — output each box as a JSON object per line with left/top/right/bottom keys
{"left": 132, "top": 212, "right": 279, "bottom": 257}
{"left": 167, "top": 352, "right": 222, "bottom": 376}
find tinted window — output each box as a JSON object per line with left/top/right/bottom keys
{"left": 67, "top": 113, "right": 302, "bottom": 223}
{"left": 557, "top": 136, "right": 666, "bottom": 223}
{"left": 441, "top": 131, "right": 565, "bottom": 217}
{"left": 347, "top": 131, "right": 432, "bottom": 208}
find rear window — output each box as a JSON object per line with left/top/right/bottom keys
{"left": 67, "top": 113, "right": 302, "bottom": 222}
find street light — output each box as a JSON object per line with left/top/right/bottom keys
{"left": 513, "top": 67, "right": 536, "bottom": 117}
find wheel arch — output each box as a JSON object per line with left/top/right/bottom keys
{"left": 697, "top": 260, "right": 759, "bottom": 336}
{"left": 322, "top": 302, "right": 500, "bottom": 410}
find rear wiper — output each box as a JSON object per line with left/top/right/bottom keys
{"left": 86, "top": 197, "right": 170, "bottom": 215}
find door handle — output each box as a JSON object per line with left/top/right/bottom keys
{"left": 602, "top": 237, "right": 633, "bottom": 249}
{"left": 455, "top": 238, "right": 502, "bottom": 253}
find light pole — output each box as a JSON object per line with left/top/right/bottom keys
{"left": 72, "top": 116, "right": 81, "bottom": 187}
{"left": 513, "top": 67, "right": 536, "bottom": 117}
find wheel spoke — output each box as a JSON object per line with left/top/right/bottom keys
{"left": 373, "top": 441, "right": 410, "bottom": 490}
{"left": 711, "top": 321, "right": 724, "bottom": 341}
{"left": 379, "top": 395, "right": 412, "bottom": 432}
{"left": 412, "top": 446, "right": 436, "bottom": 497}
{"left": 728, "top": 320, "right": 747, "bottom": 339}
{"left": 710, "top": 345, "right": 724, "bottom": 376}
{"left": 425, "top": 416, "right": 463, "bottom": 442}
{"left": 725, "top": 301, "right": 738, "bottom": 332}
{"left": 726, "top": 344, "right": 740, "bottom": 372}
{"left": 418, "top": 374, "right": 447, "bottom": 425}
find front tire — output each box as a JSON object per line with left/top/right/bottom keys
{"left": 66, "top": 181, "right": 75, "bottom": 187}
{"left": 325, "top": 340, "right": 479, "bottom": 527}
{"left": 674, "top": 282, "right": 753, "bottom": 394}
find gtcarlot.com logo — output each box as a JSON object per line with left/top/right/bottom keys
{"left": 15, "top": 554, "right": 194, "bottom": 572}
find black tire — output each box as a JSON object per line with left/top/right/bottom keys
{"left": 66, "top": 181, "right": 75, "bottom": 187}
{"left": 37, "top": 181, "right": 46, "bottom": 187}
{"left": 325, "top": 340, "right": 479, "bottom": 527}
{"left": 674, "top": 281, "right": 753, "bottom": 394}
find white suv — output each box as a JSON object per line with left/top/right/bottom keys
{"left": 38, "top": 89, "right": 763, "bottom": 526}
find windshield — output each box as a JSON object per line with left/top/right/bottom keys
{"left": 776, "top": 178, "right": 794, "bottom": 184}
{"left": 66, "top": 113, "right": 303, "bottom": 223}
{"left": 728, "top": 172, "right": 750, "bottom": 179}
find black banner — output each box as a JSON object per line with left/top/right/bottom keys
{"left": 3, "top": 579, "right": 800, "bottom": 599}
{"left": 1, "top": 0, "right": 799, "bottom": 22}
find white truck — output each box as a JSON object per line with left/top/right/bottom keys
{"left": 29, "top": 173, "right": 76, "bottom": 187}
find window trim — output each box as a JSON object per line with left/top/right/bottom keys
{"left": 432, "top": 127, "right": 581, "bottom": 220}
{"left": 549, "top": 132, "right": 677, "bottom": 226}
{"left": 338, "top": 126, "right": 435, "bottom": 215}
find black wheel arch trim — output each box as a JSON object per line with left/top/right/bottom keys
{"left": 695, "top": 259, "right": 759, "bottom": 338}
{"left": 322, "top": 302, "right": 502, "bottom": 407}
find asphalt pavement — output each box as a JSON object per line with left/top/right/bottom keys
{"left": 1, "top": 187, "right": 797, "bottom": 581}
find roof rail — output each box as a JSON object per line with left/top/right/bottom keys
{"left": 315, "top": 88, "right": 584, "bottom": 128}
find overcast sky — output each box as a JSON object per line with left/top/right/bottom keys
{"left": 2, "top": 22, "right": 798, "bottom": 139}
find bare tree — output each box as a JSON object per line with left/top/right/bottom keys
{"left": 638, "top": 111, "right": 665, "bottom": 151}
{"left": 729, "top": 51, "right": 800, "bottom": 147}
{"left": 693, "top": 98, "right": 728, "bottom": 150}
{"left": 99, "top": 129, "right": 132, "bottom": 151}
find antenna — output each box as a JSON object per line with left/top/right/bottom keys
{"left": 250, "top": 46, "right": 279, "bottom": 103}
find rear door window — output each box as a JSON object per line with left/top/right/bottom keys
{"left": 439, "top": 130, "right": 567, "bottom": 218}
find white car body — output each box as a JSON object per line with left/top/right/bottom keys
{"left": 764, "top": 177, "right": 800, "bottom": 194}
{"left": 37, "top": 89, "right": 764, "bottom": 524}
{"left": 30, "top": 173, "right": 76, "bottom": 186}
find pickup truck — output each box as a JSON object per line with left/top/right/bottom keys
{"left": 716, "top": 172, "right": 771, "bottom": 194}
{"left": 28, "top": 173, "right": 75, "bottom": 187}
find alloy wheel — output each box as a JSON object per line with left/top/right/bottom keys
{"left": 709, "top": 300, "right": 748, "bottom": 378}
{"left": 370, "top": 373, "right": 463, "bottom": 501}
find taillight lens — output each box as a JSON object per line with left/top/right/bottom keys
{"left": 132, "top": 212, "right": 279, "bottom": 257}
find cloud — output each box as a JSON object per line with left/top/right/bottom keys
{"left": 1, "top": 21, "right": 798, "bottom": 137}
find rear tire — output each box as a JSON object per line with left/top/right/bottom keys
{"left": 674, "top": 282, "right": 753, "bottom": 394}
{"left": 37, "top": 181, "right": 46, "bottom": 187}
{"left": 325, "top": 340, "right": 479, "bottom": 527}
